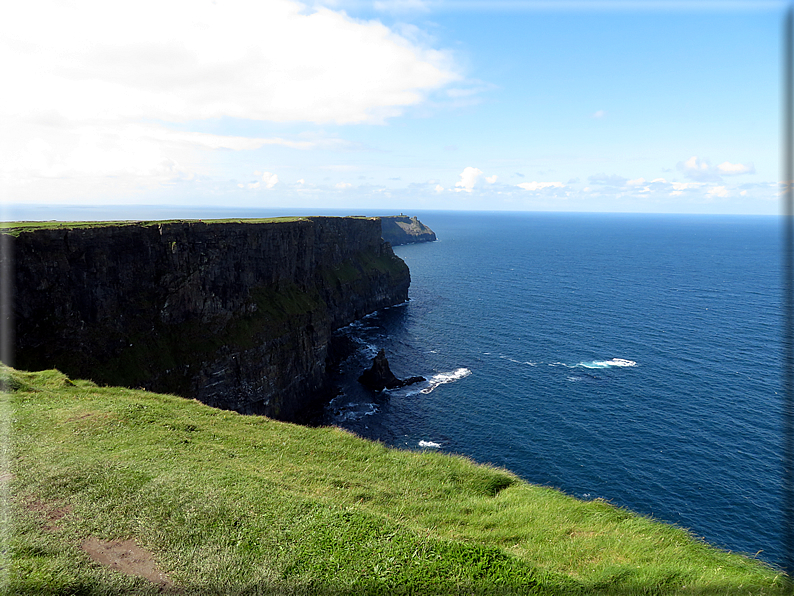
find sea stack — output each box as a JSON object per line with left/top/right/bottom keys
{"left": 358, "top": 349, "right": 425, "bottom": 391}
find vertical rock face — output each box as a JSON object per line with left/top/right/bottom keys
{"left": 7, "top": 217, "right": 410, "bottom": 422}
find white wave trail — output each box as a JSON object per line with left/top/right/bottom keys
{"left": 419, "top": 367, "right": 472, "bottom": 395}
{"left": 418, "top": 440, "right": 441, "bottom": 448}
{"left": 579, "top": 358, "right": 637, "bottom": 369}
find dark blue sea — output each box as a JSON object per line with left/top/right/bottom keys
{"left": 320, "top": 211, "right": 783, "bottom": 567}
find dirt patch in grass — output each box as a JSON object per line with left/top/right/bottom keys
{"left": 24, "top": 496, "right": 73, "bottom": 533}
{"left": 81, "top": 537, "right": 176, "bottom": 592}
{"left": 24, "top": 493, "right": 178, "bottom": 592}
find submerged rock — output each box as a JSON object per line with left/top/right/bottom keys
{"left": 358, "top": 349, "right": 425, "bottom": 391}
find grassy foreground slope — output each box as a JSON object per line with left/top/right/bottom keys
{"left": 4, "top": 366, "right": 785, "bottom": 595}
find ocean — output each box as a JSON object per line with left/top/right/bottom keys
{"left": 320, "top": 210, "right": 784, "bottom": 567}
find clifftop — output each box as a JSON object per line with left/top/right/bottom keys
{"left": 5, "top": 216, "right": 409, "bottom": 421}
{"left": 380, "top": 215, "right": 436, "bottom": 246}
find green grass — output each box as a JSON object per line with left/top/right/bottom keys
{"left": 0, "top": 217, "right": 310, "bottom": 237}
{"left": 2, "top": 365, "right": 786, "bottom": 594}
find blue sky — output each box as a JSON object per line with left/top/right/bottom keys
{"left": 0, "top": 0, "right": 786, "bottom": 215}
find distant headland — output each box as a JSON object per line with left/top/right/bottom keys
{"left": 379, "top": 215, "right": 436, "bottom": 246}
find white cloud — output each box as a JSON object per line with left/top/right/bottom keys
{"left": 2, "top": 0, "right": 457, "bottom": 126}
{"left": 485, "top": 175, "right": 498, "bottom": 184}
{"left": 2, "top": 122, "right": 350, "bottom": 197}
{"left": 335, "top": 182, "right": 352, "bottom": 189}
{"left": 0, "top": 0, "right": 459, "bottom": 200}
{"left": 262, "top": 172, "right": 279, "bottom": 189}
{"left": 707, "top": 185, "right": 729, "bottom": 198}
{"left": 145, "top": 129, "right": 345, "bottom": 151}
{"left": 0, "top": 123, "right": 342, "bottom": 193}
{"left": 676, "top": 156, "right": 753, "bottom": 182}
{"left": 671, "top": 181, "right": 704, "bottom": 191}
{"left": 2, "top": 125, "right": 188, "bottom": 181}
{"left": 677, "top": 156, "right": 720, "bottom": 182}
{"left": 455, "top": 167, "right": 483, "bottom": 192}
{"left": 592, "top": 110, "right": 606, "bottom": 118}
{"left": 435, "top": 184, "right": 444, "bottom": 192}
{"left": 626, "top": 177, "right": 646, "bottom": 186}
{"left": 682, "top": 156, "right": 709, "bottom": 172}
{"left": 516, "top": 181, "right": 564, "bottom": 191}
{"left": 716, "top": 161, "right": 755, "bottom": 175}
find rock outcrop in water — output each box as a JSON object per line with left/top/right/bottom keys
{"left": 380, "top": 215, "right": 436, "bottom": 246}
{"left": 358, "top": 349, "right": 425, "bottom": 391}
{"left": 4, "top": 217, "right": 410, "bottom": 422}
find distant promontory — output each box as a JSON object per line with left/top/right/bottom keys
{"left": 380, "top": 215, "right": 436, "bottom": 246}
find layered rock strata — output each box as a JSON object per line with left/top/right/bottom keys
{"left": 6, "top": 217, "right": 410, "bottom": 421}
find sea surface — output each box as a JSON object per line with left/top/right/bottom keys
{"left": 320, "top": 211, "right": 784, "bottom": 567}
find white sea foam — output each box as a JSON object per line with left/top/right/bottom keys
{"left": 419, "top": 367, "right": 472, "bottom": 394}
{"left": 418, "top": 440, "right": 441, "bottom": 448}
{"left": 579, "top": 358, "right": 637, "bottom": 369}
{"left": 500, "top": 355, "right": 523, "bottom": 364}
{"left": 336, "top": 402, "right": 378, "bottom": 421}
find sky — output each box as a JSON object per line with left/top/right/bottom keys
{"left": 0, "top": 0, "right": 788, "bottom": 216}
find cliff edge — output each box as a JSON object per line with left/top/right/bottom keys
{"left": 4, "top": 216, "right": 410, "bottom": 422}
{"left": 380, "top": 215, "right": 436, "bottom": 246}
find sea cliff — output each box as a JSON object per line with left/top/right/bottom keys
{"left": 380, "top": 215, "right": 436, "bottom": 246}
{"left": 4, "top": 216, "right": 410, "bottom": 421}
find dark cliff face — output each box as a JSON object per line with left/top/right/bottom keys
{"left": 7, "top": 217, "right": 410, "bottom": 422}
{"left": 380, "top": 215, "right": 436, "bottom": 246}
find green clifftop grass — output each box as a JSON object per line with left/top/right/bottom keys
{"left": 0, "top": 217, "right": 308, "bottom": 237}
{"left": 3, "top": 366, "right": 786, "bottom": 594}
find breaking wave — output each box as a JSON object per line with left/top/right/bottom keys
{"left": 418, "top": 367, "right": 472, "bottom": 395}
{"left": 578, "top": 358, "right": 637, "bottom": 369}
{"left": 418, "top": 440, "right": 442, "bottom": 448}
